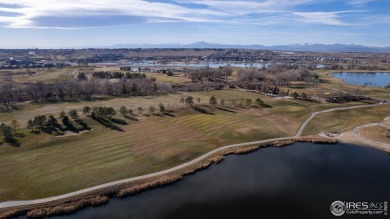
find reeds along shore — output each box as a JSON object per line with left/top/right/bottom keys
{"left": 0, "top": 137, "right": 338, "bottom": 219}
{"left": 26, "top": 196, "right": 109, "bottom": 219}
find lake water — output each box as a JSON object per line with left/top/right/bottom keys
{"left": 102, "top": 61, "right": 270, "bottom": 68}
{"left": 95, "top": 61, "right": 327, "bottom": 69}
{"left": 40, "top": 143, "right": 390, "bottom": 219}
{"left": 332, "top": 72, "right": 390, "bottom": 87}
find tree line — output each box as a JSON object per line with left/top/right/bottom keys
{"left": 0, "top": 78, "right": 173, "bottom": 111}
{"left": 91, "top": 71, "right": 146, "bottom": 79}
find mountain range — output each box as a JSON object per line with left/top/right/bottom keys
{"left": 105, "top": 41, "right": 390, "bottom": 53}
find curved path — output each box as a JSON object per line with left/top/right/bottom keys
{"left": 343, "top": 116, "right": 390, "bottom": 152}
{"left": 0, "top": 102, "right": 388, "bottom": 209}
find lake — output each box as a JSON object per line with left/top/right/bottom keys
{"left": 95, "top": 61, "right": 327, "bottom": 69}
{"left": 37, "top": 143, "right": 390, "bottom": 219}
{"left": 332, "top": 72, "right": 390, "bottom": 87}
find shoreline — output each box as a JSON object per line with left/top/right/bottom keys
{"left": 0, "top": 137, "right": 337, "bottom": 219}
{"left": 337, "top": 131, "right": 390, "bottom": 153}
{"left": 320, "top": 117, "right": 390, "bottom": 153}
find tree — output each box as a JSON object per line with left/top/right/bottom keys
{"left": 137, "top": 107, "right": 144, "bottom": 115}
{"left": 130, "top": 83, "right": 139, "bottom": 96}
{"left": 196, "top": 97, "right": 201, "bottom": 104}
{"left": 180, "top": 97, "right": 185, "bottom": 105}
{"left": 159, "top": 102, "right": 165, "bottom": 113}
{"left": 153, "top": 83, "right": 158, "bottom": 93}
{"left": 255, "top": 98, "right": 264, "bottom": 106}
{"left": 245, "top": 99, "right": 252, "bottom": 107}
{"left": 0, "top": 123, "right": 14, "bottom": 143}
{"left": 83, "top": 106, "right": 91, "bottom": 115}
{"left": 27, "top": 119, "right": 35, "bottom": 132}
{"left": 62, "top": 115, "right": 70, "bottom": 125}
{"left": 120, "top": 106, "right": 128, "bottom": 116}
{"left": 221, "top": 66, "right": 233, "bottom": 81}
{"left": 209, "top": 96, "right": 217, "bottom": 105}
{"left": 47, "top": 115, "right": 59, "bottom": 128}
{"left": 10, "top": 119, "right": 19, "bottom": 134}
{"left": 149, "top": 106, "right": 156, "bottom": 115}
{"left": 185, "top": 96, "right": 194, "bottom": 107}
{"left": 59, "top": 111, "right": 66, "bottom": 119}
{"left": 68, "top": 109, "right": 79, "bottom": 120}
{"left": 106, "top": 107, "right": 116, "bottom": 118}
{"left": 34, "top": 115, "right": 47, "bottom": 129}
{"left": 301, "top": 92, "right": 308, "bottom": 99}
{"left": 291, "top": 91, "right": 299, "bottom": 99}
{"left": 77, "top": 72, "right": 87, "bottom": 80}
{"left": 220, "top": 99, "right": 225, "bottom": 106}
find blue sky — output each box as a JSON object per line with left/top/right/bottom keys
{"left": 0, "top": 0, "right": 389, "bottom": 48}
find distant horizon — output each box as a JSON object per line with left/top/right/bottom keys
{"left": 1, "top": 42, "right": 389, "bottom": 52}
{"left": 0, "top": 0, "right": 389, "bottom": 48}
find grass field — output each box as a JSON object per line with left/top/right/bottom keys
{"left": 0, "top": 104, "right": 289, "bottom": 200}
{"left": 303, "top": 104, "right": 390, "bottom": 135}
{"left": 359, "top": 125, "right": 390, "bottom": 144}
{"left": 0, "top": 69, "right": 389, "bottom": 202}
{"left": 0, "top": 89, "right": 285, "bottom": 200}
{"left": 0, "top": 67, "right": 95, "bottom": 83}
{"left": 0, "top": 88, "right": 368, "bottom": 201}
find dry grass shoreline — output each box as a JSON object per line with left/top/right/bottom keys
{"left": 0, "top": 137, "right": 337, "bottom": 219}
{"left": 336, "top": 131, "right": 390, "bottom": 153}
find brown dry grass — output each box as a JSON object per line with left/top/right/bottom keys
{"left": 0, "top": 211, "right": 19, "bottom": 219}
{"left": 26, "top": 195, "right": 109, "bottom": 219}
{"left": 359, "top": 126, "right": 390, "bottom": 144}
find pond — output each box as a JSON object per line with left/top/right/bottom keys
{"left": 332, "top": 72, "right": 390, "bottom": 87}
{"left": 36, "top": 142, "right": 390, "bottom": 219}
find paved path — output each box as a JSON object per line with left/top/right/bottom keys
{"left": 295, "top": 102, "right": 387, "bottom": 137}
{"left": 345, "top": 116, "right": 390, "bottom": 152}
{"left": 0, "top": 101, "right": 388, "bottom": 209}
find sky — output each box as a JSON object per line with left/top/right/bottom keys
{"left": 0, "top": 0, "right": 389, "bottom": 48}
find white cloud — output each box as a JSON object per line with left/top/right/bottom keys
{"left": 174, "top": 0, "right": 315, "bottom": 14}
{"left": 347, "top": 0, "right": 376, "bottom": 7}
{"left": 0, "top": 0, "right": 370, "bottom": 28}
{"left": 0, "top": 0, "right": 226, "bottom": 28}
{"left": 293, "top": 11, "right": 354, "bottom": 26}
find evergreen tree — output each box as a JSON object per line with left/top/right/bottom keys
{"left": 209, "top": 96, "right": 217, "bottom": 105}
{"left": 149, "top": 106, "right": 156, "bottom": 115}
{"left": 120, "top": 106, "right": 128, "bottom": 116}
{"left": 68, "top": 109, "right": 79, "bottom": 120}
{"left": 185, "top": 96, "right": 194, "bottom": 107}
{"left": 27, "top": 119, "right": 35, "bottom": 132}
{"left": 83, "top": 106, "right": 91, "bottom": 115}
{"left": 159, "top": 102, "right": 165, "bottom": 113}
